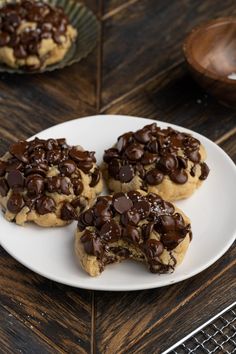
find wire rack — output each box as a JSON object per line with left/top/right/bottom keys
{"left": 163, "top": 302, "right": 236, "bottom": 354}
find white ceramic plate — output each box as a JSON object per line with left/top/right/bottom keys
{"left": 1, "top": 115, "right": 236, "bottom": 291}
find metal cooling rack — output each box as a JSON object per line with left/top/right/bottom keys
{"left": 163, "top": 302, "right": 236, "bottom": 354}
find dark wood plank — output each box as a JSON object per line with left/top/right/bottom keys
{"left": 103, "top": 65, "right": 236, "bottom": 142}
{"left": 0, "top": 54, "right": 97, "bottom": 153}
{"left": 0, "top": 248, "right": 92, "bottom": 354}
{"left": 95, "top": 245, "right": 235, "bottom": 353}
{"left": 102, "top": 0, "right": 136, "bottom": 16}
{"left": 101, "top": 0, "right": 236, "bottom": 106}
{"left": 0, "top": 304, "right": 59, "bottom": 354}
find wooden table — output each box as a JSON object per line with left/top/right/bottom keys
{"left": 0, "top": 1, "right": 235, "bottom": 353}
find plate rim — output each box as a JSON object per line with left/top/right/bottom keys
{"left": 1, "top": 114, "right": 236, "bottom": 291}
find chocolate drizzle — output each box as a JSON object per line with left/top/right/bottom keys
{"left": 0, "top": 0, "right": 69, "bottom": 60}
{"left": 103, "top": 123, "right": 210, "bottom": 187}
{"left": 0, "top": 138, "right": 101, "bottom": 219}
{"left": 78, "top": 191, "right": 192, "bottom": 273}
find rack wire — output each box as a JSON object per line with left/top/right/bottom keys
{"left": 163, "top": 302, "right": 236, "bottom": 354}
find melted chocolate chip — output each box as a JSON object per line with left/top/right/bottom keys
{"left": 133, "top": 199, "right": 150, "bottom": 219}
{"left": 0, "top": 179, "right": 9, "bottom": 197}
{"left": 142, "top": 222, "right": 155, "bottom": 239}
{"left": 0, "top": 161, "right": 6, "bottom": 177}
{"left": 26, "top": 174, "right": 44, "bottom": 196}
{"left": 46, "top": 176, "right": 61, "bottom": 193}
{"left": 78, "top": 209, "right": 94, "bottom": 230}
{"left": 60, "top": 177, "right": 71, "bottom": 195}
{"left": 134, "top": 128, "right": 152, "bottom": 144}
{"left": 141, "top": 152, "right": 157, "bottom": 165}
{"left": 59, "top": 159, "right": 76, "bottom": 176}
{"left": 9, "top": 141, "right": 28, "bottom": 163}
{"left": 125, "top": 143, "right": 144, "bottom": 161}
{"left": 35, "top": 196, "right": 55, "bottom": 214}
{"left": 120, "top": 208, "right": 140, "bottom": 226}
{"left": 108, "top": 158, "right": 121, "bottom": 179}
{"left": 170, "top": 169, "right": 188, "bottom": 184}
{"left": 89, "top": 168, "right": 100, "bottom": 187}
{"left": 61, "top": 203, "right": 77, "bottom": 220}
{"left": 71, "top": 178, "right": 83, "bottom": 195}
{"left": 145, "top": 169, "right": 164, "bottom": 185}
{"left": 157, "top": 154, "right": 178, "bottom": 173}
{"left": 103, "top": 148, "right": 120, "bottom": 163}
{"left": 113, "top": 193, "right": 133, "bottom": 214}
{"left": 122, "top": 225, "right": 140, "bottom": 243}
{"left": 81, "top": 230, "right": 103, "bottom": 257}
{"left": 7, "top": 193, "right": 24, "bottom": 213}
{"left": 99, "top": 220, "right": 121, "bottom": 242}
{"left": 117, "top": 132, "right": 133, "bottom": 153}
{"left": 7, "top": 170, "right": 24, "bottom": 188}
{"left": 200, "top": 162, "right": 210, "bottom": 180}
{"left": 144, "top": 239, "right": 164, "bottom": 262}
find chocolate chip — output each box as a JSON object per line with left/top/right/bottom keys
{"left": 14, "top": 44, "right": 27, "bottom": 58}
{"left": 61, "top": 203, "right": 77, "bottom": 220}
{"left": 60, "top": 177, "right": 71, "bottom": 195}
{"left": 185, "top": 149, "right": 201, "bottom": 163}
{"left": 103, "top": 148, "right": 120, "bottom": 163}
{"left": 190, "top": 165, "right": 196, "bottom": 177}
{"left": 141, "top": 152, "right": 157, "bottom": 165}
{"left": 26, "top": 174, "right": 44, "bottom": 196}
{"left": 5, "top": 159, "right": 23, "bottom": 172}
{"left": 155, "top": 215, "right": 176, "bottom": 233}
{"left": 126, "top": 190, "right": 142, "bottom": 202}
{"left": 94, "top": 215, "right": 111, "bottom": 229}
{"left": 147, "top": 139, "right": 159, "bottom": 153}
{"left": 99, "top": 220, "right": 121, "bottom": 242}
{"left": 161, "top": 232, "right": 181, "bottom": 250}
{"left": 89, "top": 168, "right": 100, "bottom": 187}
{"left": 133, "top": 199, "right": 150, "bottom": 218}
{"left": 199, "top": 162, "right": 210, "bottom": 180}
{"left": 144, "top": 239, "right": 164, "bottom": 262}
{"left": 7, "top": 193, "right": 25, "bottom": 213}
{"left": 25, "top": 162, "right": 48, "bottom": 177}
{"left": 125, "top": 143, "right": 144, "bottom": 161}
{"left": 46, "top": 176, "right": 61, "bottom": 193}
{"left": 0, "top": 161, "right": 6, "bottom": 177}
{"left": 7, "top": 170, "right": 24, "bottom": 188}
{"left": 113, "top": 193, "right": 133, "bottom": 214}
{"left": 156, "top": 154, "right": 178, "bottom": 173}
{"left": 71, "top": 197, "right": 87, "bottom": 212}
{"left": 71, "top": 178, "right": 83, "bottom": 195}
{"left": 46, "top": 149, "right": 61, "bottom": 165}
{"left": 120, "top": 208, "right": 140, "bottom": 226}
{"left": 142, "top": 222, "right": 155, "bottom": 239}
{"left": 146, "top": 169, "right": 164, "bottom": 185}
{"left": 45, "top": 139, "right": 58, "bottom": 151}
{"left": 35, "top": 196, "right": 55, "bottom": 215}
{"left": 9, "top": 141, "right": 29, "bottom": 163}
{"left": 170, "top": 169, "right": 188, "bottom": 184}
{"left": 78, "top": 209, "right": 94, "bottom": 229}
{"left": 134, "top": 128, "right": 152, "bottom": 144}
{"left": 108, "top": 158, "right": 121, "bottom": 179}
{"left": 0, "top": 179, "right": 9, "bottom": 197}
{"left": 0, "top": 32, "right": 10, "bottom": 46}
{"left": 161, "top": 200, "right": 175, "bottom": 214}
{"left": 117, "top": 132, "right": 133, "bottom": 153}
{"left": 122, "top": 225, "right": 140, "bottom": 243}
{"left": 119, "top": 165, "right": 134, "bottom": 183}
{"left": 135, "top": 163, "right": 145, "bottom": 179}
{"left": 59, "top": 159, "right": 76, "bottom": 176}
{"left": 29, "top": 149, "right": 45, "bottom": 164}
{"left": 177, "top": 156, "right": 188, "bottom": 169}
{"left": 81, "top": 230, "right": 103, "bottom": 257}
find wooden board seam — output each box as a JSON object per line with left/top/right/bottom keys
{"left": 101, "top": 0, "right": 139, "bottom": 21}
{"left": 215, "top": 127, "right": 236, "bottom": 145}
{"left": 123, "top": 258, "right": 236, "bottom": 352}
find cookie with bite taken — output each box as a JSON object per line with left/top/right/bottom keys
{"left": 75, "top": 190, "right": 192, "bottom": 276}
{"left": 102, "top": 123, "right": 210, "bottom": 201}
{"left": 0, "top": 0, "right": 77, "bottom": 70}
{"left": 0, "top": 138, "right": 103, "bottom": 226}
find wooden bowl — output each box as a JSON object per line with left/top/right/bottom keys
{"left": 183, "top": 18, "right": 236, "bottom": 107}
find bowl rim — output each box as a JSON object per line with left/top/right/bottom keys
{"left": 183, "top": 17, "right": 236, "bottom": 85}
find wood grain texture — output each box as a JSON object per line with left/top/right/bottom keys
{"left": 0, "top": 304, "right": 58, "bottom": 354}
{"left": 95, "top": 245, "right": 235, "bottom": 354}
{"left": 0, "top": 248, "right": 92, "bottom": 354}
{"left": 103, "top": 65, "right": 236, "bottom": 142}
{"left": 101, "top": 0, "right": 236, "bottom": 106}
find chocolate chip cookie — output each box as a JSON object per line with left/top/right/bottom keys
{"left": 0, "top": 0, "right": 77, "bottom": 70}
{"left": 102, "top": 123, "right": 210, "bottom": 201}
{"left": 0, "top": 138, "right": 103, "bottom": 226}
{"left": 75, "top": 190, "right": 192, "bottom": 276}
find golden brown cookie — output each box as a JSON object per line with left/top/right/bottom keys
{"left": 0, "top": 0, "right": 77, "bottom": 70}
{"left": 102, "top": 123, "right": 210, "bottom": 201}
{"left": 0, "top": 138, "right": 103, "bottom": 226}
{"left": 75, "top": 190, "right": 192, "bottom": 276}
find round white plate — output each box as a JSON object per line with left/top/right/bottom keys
{"left": 1, "top": 115, "right": 236, "bottom": 291}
